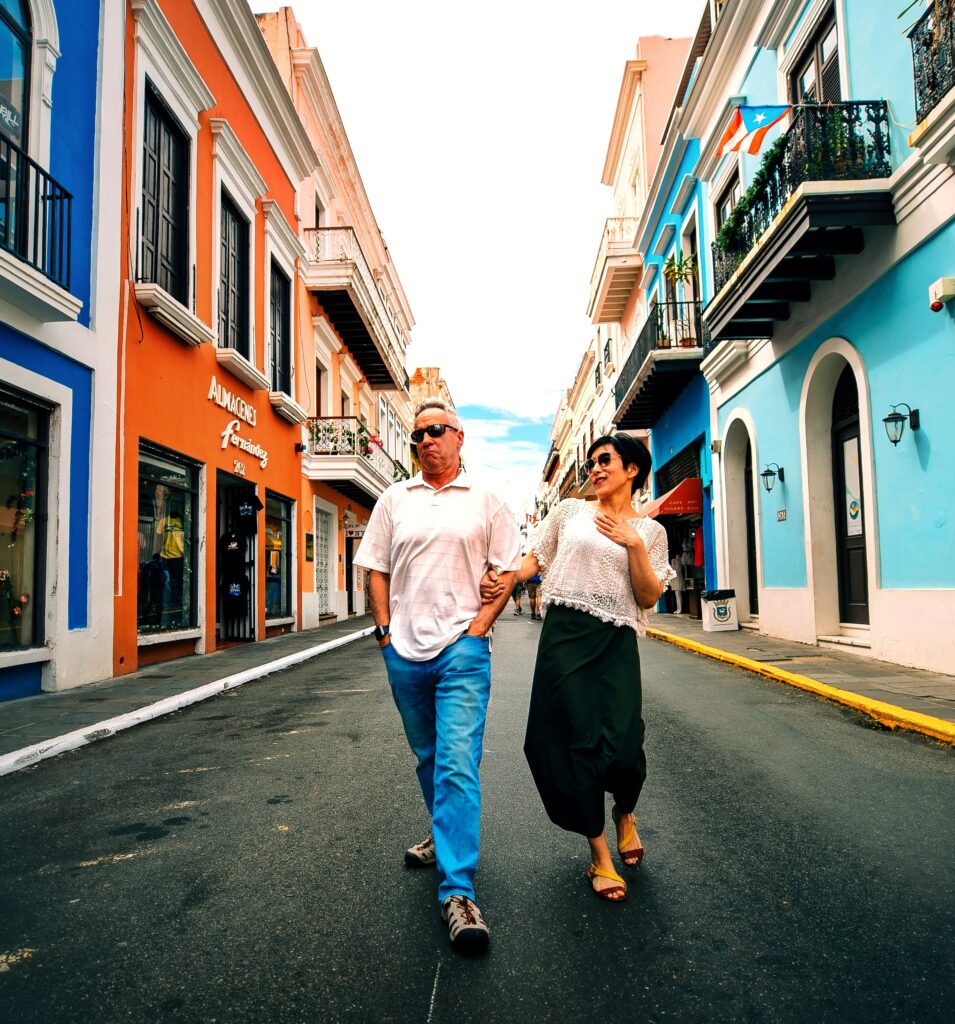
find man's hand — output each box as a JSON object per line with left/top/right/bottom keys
{"left": 468, "top": 570, "right": 516, "bottom": 635}
{"left": 479, "top": 569, "right": 506, "bottom": 605}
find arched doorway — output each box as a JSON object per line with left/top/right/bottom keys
{"left": 831, "top": 365, "right": 869, "bottom": 624}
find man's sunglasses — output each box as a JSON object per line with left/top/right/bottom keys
{"left": 411, "top": 423, "right": 459, "bottom": 444}
{"left": 582, "top": 452, "right": 616, "bottom": 476}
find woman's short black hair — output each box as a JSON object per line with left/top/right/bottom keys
{"left": 586, "top": 433, "right": 652, "bottom": 495}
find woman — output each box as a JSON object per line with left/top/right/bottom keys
{"left": 484, "top": 434, "right": 672, "bottom": 901}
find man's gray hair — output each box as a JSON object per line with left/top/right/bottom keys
{"left": 414, "top": 397, "right": 460, "bottom": 429}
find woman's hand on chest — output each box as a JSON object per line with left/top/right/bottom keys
{"left": 594, "top": 512, "right": 645, "bottom": 552}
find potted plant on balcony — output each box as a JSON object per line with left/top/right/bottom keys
{"left": 662, "top": 251, "right": 699, "bottom": 346}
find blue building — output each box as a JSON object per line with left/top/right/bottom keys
{"left": 0, "top": 0, "right": 122, "bottom": 698}
{"left": 605, "top": 43, "right": 717, "bottom": 613}
{"left": 661, "top": 0, "right": 955, "bottom": 673}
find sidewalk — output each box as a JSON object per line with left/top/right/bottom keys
{"left": 648, "top": 613, "right": 955, "bottom": 744}
{"left": 0, "top": 615, "right": 375, "bottom": 775}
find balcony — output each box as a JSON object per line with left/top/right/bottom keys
{"left": 303, "top": 227, "right": 406, "bottom": 390}
{"left": 304, "top": 417, "right": 410, "bottom": 507}
{"left": 558, "top": 459, "right": 580, "bottom": 500}
{"left": 587, "top": 217, "right": 642, "bottom": 323}
{"left": 0, "top": 133, "right": 80, "bottom": 321}
{"left": 705, "top": 101, "right": 894, "bottom": 344}
{"left": 909, "top": 2, "right": 955, "bottom": 162}
{"left": 613, "top": 299, "right": 707, "bottom": 430}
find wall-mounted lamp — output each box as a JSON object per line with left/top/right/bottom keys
{"left": 760, "top": 463, "right": 785, "bottom": 492}
{"left": 882, "top": 403, "right": 920, "bottom": 446}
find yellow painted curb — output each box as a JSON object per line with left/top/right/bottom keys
{"left": 646, "top": 627, "right": 955, "bottom": 746}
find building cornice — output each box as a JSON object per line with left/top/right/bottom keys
{"left": 602, "top": 59, "right": 648, "bottom": 186}
{"left": 131, "top": 0, "right": 215, "bottom": 124}
{"left": 195, "top": 0, "right": 316, "bottom": 182}
{"left": 209, "top": 118, "right": 268, "bottom": 202}
{"left": 262, "top": 198, "right": 306, "bottom": 260}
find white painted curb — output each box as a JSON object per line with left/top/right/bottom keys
{"left": 0, "top": 627, "right": 375, "bottom": 778}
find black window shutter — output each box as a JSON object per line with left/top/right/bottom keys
{"left": 141, "top": 88, "right": 188, "bottom": 304}
{"left": 821, "top": 52, "right": 841, "bottom": 102}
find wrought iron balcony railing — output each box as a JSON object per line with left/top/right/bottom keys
{"left": 304, "top": 226, "right": 404, "bottom": 351}
{"left": 711, "top": 101, "right": 891, "bottom": 294}
{"left": 0, "top": 132, "right": 72, "bottom": 289}
{"left": 910, "top": 1, "right": 955, "bottom": 124}
{"left": 614, "top": 299, "right": 707, "bottom": 407}
{"left": 307, "top": 416, "right": 410, "bottom": 483}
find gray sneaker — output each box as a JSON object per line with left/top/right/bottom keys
{"left": 404, "top": 833, "right": 436, "bottom": 868}
{"left": 441, "top": 895, "right": 490, "bottom": 954}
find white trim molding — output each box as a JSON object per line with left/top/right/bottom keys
{"left": 262, "top": 197, "right": 305, "bottom": 403}
{"left": 135, "top": 283, "right": 215, "bottom": 346}
{"left": 130, "top": 0, "right": 214, "bottom": 329}
{"left": 269, "top": 391, "right": 308, "bottom": 424}
{"left": 210, "top": 118, "right": 265, "bottom": 364}
{"left": 215, "top": 346, "right": 270, "bottom": 391}
{"left": 0, "top": 248, "right": 83, "bottom": 322}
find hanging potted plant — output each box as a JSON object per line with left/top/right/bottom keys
{"left": 662, "top": 250, "right": 699, "bottom": 346}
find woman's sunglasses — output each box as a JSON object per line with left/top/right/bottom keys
{"left": 411, "top": 423, "right": 459, "bottom": 444}
{"left": 582, "top": 452, "right": 616, "bottom": 476}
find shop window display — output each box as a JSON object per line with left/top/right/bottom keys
{"left": 0, "top": 390, "right": 46, "bottom": 650}
{"left": 138, "top": 447, "right": 197, "bottom": 633}
{"left": 265, "top": 493, "right": 292, "bottom": 619}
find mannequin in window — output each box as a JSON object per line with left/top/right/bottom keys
{"left": 153, "top": 485, "right": 185, "bottom": 621}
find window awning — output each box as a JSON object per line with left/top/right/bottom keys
{"left": 642, "top": 477, "right": 703, "bottom": 518}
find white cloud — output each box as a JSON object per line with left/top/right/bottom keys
{"left": 459, "top": 420, "right": 551, "bottom": 512}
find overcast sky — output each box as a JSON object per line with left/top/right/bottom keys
{"left": 251, "top": 0, "right": 706, "bottom": 505}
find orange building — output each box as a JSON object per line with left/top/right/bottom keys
{"left": 114, "top": 0, "right": 316, "bottom": 672}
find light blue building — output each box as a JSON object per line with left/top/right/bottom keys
{"left": 657, "top": 0, "right": 955, "bottom": 672}
{"left": 0, "top": 0, "right": 123, "bottom": 698}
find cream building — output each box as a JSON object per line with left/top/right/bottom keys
{"left": 259, "top": 8, "right": 415, "bottom": 624}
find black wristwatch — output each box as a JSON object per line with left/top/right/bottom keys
{"left": 374, "top": 624, "right": 390, "bottom": 643}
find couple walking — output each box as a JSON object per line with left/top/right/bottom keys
{"left": 356, "top": 399, "right": 673, "bottom": 954}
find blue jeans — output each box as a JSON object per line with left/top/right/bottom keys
{"left": 382, "top": 633, "right": 492, "bottom": 903}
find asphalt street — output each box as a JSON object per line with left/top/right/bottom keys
{"left": 1, "top": 615, "right": 953, "bottom": 1023}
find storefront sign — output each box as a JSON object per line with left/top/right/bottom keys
{"left": 208, "top": 375, "right": 256, "bottom": 426}
{"left": 220, "top": 419, "right": 269, "bottom": 469}
{"left": 344, "top": 525, "right": 365, "bottom": 538}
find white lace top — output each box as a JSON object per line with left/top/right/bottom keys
{"left": 527, "top": 499, "right": 676, "bottom": 636}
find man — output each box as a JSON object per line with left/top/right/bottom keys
{"left": 355, "top": 398, "right": 519, "bottom": 954}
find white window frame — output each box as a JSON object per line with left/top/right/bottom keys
{"left": 312, "top": 316, "right": 339, "bottom": 419}
{"left": 20, "top": 0, "right": 60, "bottom": 171}
{"left": 130, "top": 0, "right": 214, "bottom": 340}
{"left": 209, "top": 118, "right": 265, "bottom": 366}
{"left": 261, "top": 197, "right": 305, "bottom": 399}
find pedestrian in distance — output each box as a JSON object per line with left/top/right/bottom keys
{"left": 512, "top": 580, "right": 524, "bottom": 615}
{"left": 355, "top": 398, "right": 521, "bottom": 954}
{"left": 481, "top": 433, "right": 673, "bottom": 902}
{"left": 525, "top": 571, "right": 542, "bottom": 620}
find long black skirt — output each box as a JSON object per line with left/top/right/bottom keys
{"left": 523, "top": 603, "right": 646, "bottom": 838}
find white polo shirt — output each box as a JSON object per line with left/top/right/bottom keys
{"left": 354, "top": 470, "right": 521, "bottom": 661}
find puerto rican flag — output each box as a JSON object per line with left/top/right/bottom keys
{"left": 717, "top": 105, "right": 791, "bottom": 157}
